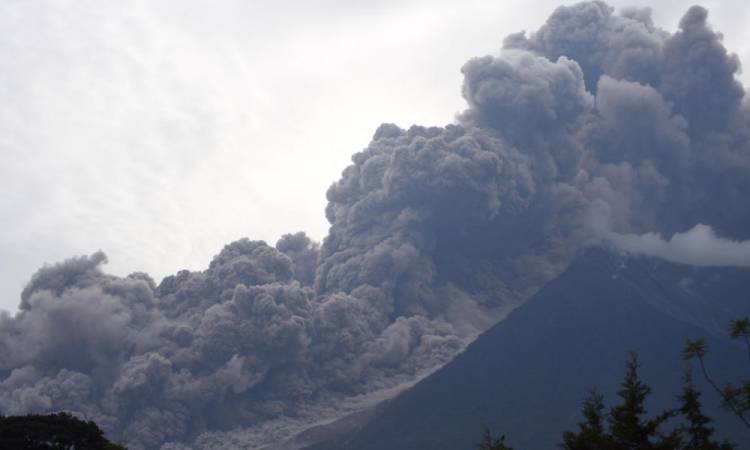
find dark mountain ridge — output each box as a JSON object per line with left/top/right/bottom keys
{"left": 311, "top": 247, "right": 750, "bottom": 450}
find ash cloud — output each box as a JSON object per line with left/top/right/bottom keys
{"left": 3, "top": 2, "right": 750, "bottom": 449}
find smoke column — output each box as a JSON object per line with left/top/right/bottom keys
{"left": 2, "top": 2, "right": 750, "bottom": 448}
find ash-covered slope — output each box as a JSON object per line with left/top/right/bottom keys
{"left": 328, "top": 248, "right": 750, "bottom": 450}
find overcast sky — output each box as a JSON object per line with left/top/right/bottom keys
{"left": 1, "top": 0, "right": 748, "bottom": 313}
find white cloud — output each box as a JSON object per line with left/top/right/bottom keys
{"left": 607, "top": 224, "right": 750, "bottom": 267}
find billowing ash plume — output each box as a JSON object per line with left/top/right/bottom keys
{"left": 2, "top": 2, "right": 750, "bottom": 449}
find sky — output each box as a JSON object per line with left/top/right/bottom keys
{"left": 2, "top": 0, "right": 749, "bottom": 313}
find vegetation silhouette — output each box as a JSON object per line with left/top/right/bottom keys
{"left": 477, "top": 426, "right": 514, "bottom": 450}
{"left": 480, "top": 352, "right": 737, "bottom": 450}
{"left": 683, "top": 317, "right": 750, "bottom": 429}
{"left": 0, "top": 412, "right": 126, "bottom": 450}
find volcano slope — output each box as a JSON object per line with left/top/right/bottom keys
{"left": 318, "top": 248, "right": 750, "bottom": 450}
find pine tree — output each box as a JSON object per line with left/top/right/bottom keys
{"left": 683, "top": 330, "right": 750, "bottom": 429}
{"left": 561, "top": 389, "right": 616, "bottom": 450}
{"left": 608, "top": 353, "right": 677, "bottom": 450}
{"left": 677, "top": 368, "right": 734, "bottom": 450}
{"left": 477, "top": 426, "right": 514, "bottom": 450}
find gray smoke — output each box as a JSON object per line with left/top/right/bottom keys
{"left": 2, "top": 2, "right": 750, "bottom": 449}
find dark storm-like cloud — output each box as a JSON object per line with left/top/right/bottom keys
{"left": 2, "top": 3, "right": 750, "bottom": 449}
{"left": 503, "top": 1, "right": 666, "bottom": 92}
{"left": 276, "top": 232, "right": 319, "bottom": 287}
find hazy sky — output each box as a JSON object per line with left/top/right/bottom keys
{"left": 2, "top": 0, "right": 748, "bottom": 313}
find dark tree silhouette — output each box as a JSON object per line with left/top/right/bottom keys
{"left": 0, "top": 412, "right": 126, "bottom": 450}
{"left": 561, "top": 389, "right": 616, "bottom": 450}
{"left": 558, "top": 353, "right": 737, "bottom": 450}
{"left": 683, "top": 317, "right": 750, "bottom": 429}
{"left": 676, "top": 368, "right": 734, "bottom": 450}
{"left": 477, "top": 426, "right": 514, "bottom": 450}
{"left": 608, "top": 353, "right": 678, "bottom": 450}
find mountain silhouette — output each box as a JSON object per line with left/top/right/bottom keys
{"left": 310, "top": 247, "right": 750, "bottom": 450}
